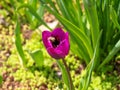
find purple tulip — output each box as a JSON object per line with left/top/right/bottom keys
{"left": 42, "top": 28, "right": 70, "bottom": 59}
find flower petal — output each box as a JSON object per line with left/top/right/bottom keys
{"left": 56, "top": 39, "right": 70, "bottom": 55}
{"left": 47, "top": 47, "right": 65, "bottom": 59}
{"left": 65, "top": 32, "right": 70, "bottom": 45}
{"left": 51, "top": 28, "right": 66, "bottom": 41}
{"left": 42, "top": 31, "right": 52, "bottom": 48}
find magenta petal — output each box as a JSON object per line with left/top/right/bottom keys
{"left": 65, "top": 32, "right": 70, "bottom": 45}
{"left": 57, "top": 40, "right": 70, "bottom": 55}
{"left": 51, "top": 28, "right": 66, "bottom": 41}
{"left": 42, "top": 31, "right": 52, "bottom": 48}
{"left": 57, "top": 32, "right": 70, "bottom": 55}
{"left": 47, "top": 47, "right": 65, "bottom": 59}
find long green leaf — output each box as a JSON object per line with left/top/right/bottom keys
{"left": 70, "top": 33, "right": 90, "bottom": 64}
{"left": 70, "top": 40, "right": 82, "bottom": 58}
{"left": 110, "top": 6, "right": 120, "bottom": 30}
{"left": 56, "top": 0, "right": 73, "bottom": 22}
{"left": 83, "top": 0, "right": 99, "bottom": 50}
{"left": 59, "top": 17, "right": 93, "bottom": 59}
{"left": 0, "top": 75, "right": 2, "bottom": 85}
{"left": 102, "top": 0, "right": 111, "bottom": 48}
{"left": 76, "top": 0, "right": 85, "bottom": 31}
{"left": 56, "top": 60, "right": 70, "bottom": 90}
{"left": 17, "top": 4, "right": 51, "bottom": 30}
{"left": 29, "top": 0, "right": 37, "bottom": 10}
{"left": 98, "top": 40, "right": 120, "bottom": 70}
{"left": 24, "top": 0, "right": 43, "bottom": 29}
{"left": 15, "top": 20, "right": 27, "bottom": 67}
{"left": 40, "top": 0, "right": 58, "bottom": 13}
{"left": 56, "top": 0, "right": 84, "bottom": 29}
{"left": 37, "top": 4, "right": 45, "bottom": 18}
{"left": 79, "top": 31, "right": 102, "bottom": 90}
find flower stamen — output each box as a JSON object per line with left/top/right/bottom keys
{"left": 48, "top": 36, "right": 60, "bottom": 48}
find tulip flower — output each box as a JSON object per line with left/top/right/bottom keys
{"left": 42, "top": 28, "right": 70, "bottom": 59}
{"left": 42, "top": 28, "right": 74, "bottom": 90}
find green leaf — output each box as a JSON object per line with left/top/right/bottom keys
{"left": 17, "top": 4, "right": 51, "bottom": 30}
{"left": 24, "top": 1, "right": 45, "bottom": 29}
{"left": 61, "top": 19, "right": 93, "bottom": 60}
{"left": 110, "top": 5, "right": 120, "bottom": 30}
{"left": 70, "top": 34, "right": 90, "bottom": 64}
{"left": 56, "top": 60, "right": 71, "bottom": 90}
{"left": 102, "top": 0, "right": 111, "bottom": 48}
{"left": 25, "top": 9, "right": 34, "bottom": 28}
{"left": 79, "top": 31, "right": 102, "bottom": 90}
{"left": 15, "top": 20, "right": 27, "bottom": 67}
{"left": 76, "top": 0, "right": 85, "bottom": 30}
{"left": 37, "top": 4, "right": 45, "bottom": 18}
{"left": 28, "top": 0, "right": 37, "bottom": 10}
{"left": 0, "top": 75, "right": 2, "bottom": 85}
{"left": 56, "top": 0, "right": 72, "bottom": 21}
{"left": 98, "top": 40, "right": 120, "bottom": 70}
{"left": 83, "top": 0, "right": 100, "bottom": 50}
{"left": 29, "top": 49, "right": 44, "bottom": 68}
{"left": 40, "top": 0, "right": 58, "bottom": 13}
{"left": 27, "top": 0, "right": 45, "bottom": 29}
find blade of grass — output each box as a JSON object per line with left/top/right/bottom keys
{"left": 59, "top": 17, "right": 93, "bottom": 60}
{"left": 28, "top": 0, "right": 37, "bottom": 10}
{"left": 76, "top": 0, "right": 85, "bottom": 30}
{"left": 0, "top": 75, "right": 2, "bottom": 85}
{"left": 56, "top": 0, "right": 84, "bottom": 29}
{"left": 25, "top": 0, "right": 44, "bottom": 24}
{"left": 16, "top": 4, "right": 51, "bottom": 30}
{"left": 110, "top": 6, "right": 120, "bottom": 30}
{"left": 79, "top": 30, "right": 102, "bottom": 90}
{"left": 40, "top": 0, "right": 58, "bottom": 13}
{"left": 112, "top": 0, "right": 120, "bottom": 11}
{"left": 83, "top": 0, "right": 100, "bottom": 50}
{"left": 98, "top": 40, "right": 120, "bottom": 70}
{"left": 15, "top": 19, "right": 27, "bottom": 67}
{"left": 117, "top": 3, "right": 120, "bottom": 23}
{"left": 102, "top": 0, "right": 111, "bottom": 48}
{"left": 37, "top": 4, "right": 45, "bottom": 19}
{"left": 56, "top": 0, "right": 73, "bottom": 22}
{"left": 25, "top": 0, "right": 39, "bottom": 29}
{"left": 58, "top": 0, "right": 78, "bottom": 24}
{"left": 70, "top": 31, "right": 91, "bottom": 64}
{"left": 56, "top": 60, "right": 73, "bottom": 90}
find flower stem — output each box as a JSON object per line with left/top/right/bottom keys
{"left": 62, "top": 58, "right": 74, "bottom": 90}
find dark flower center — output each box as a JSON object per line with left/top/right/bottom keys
{"left": 48, "top": 36, "right": 60, "bottom": 48}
